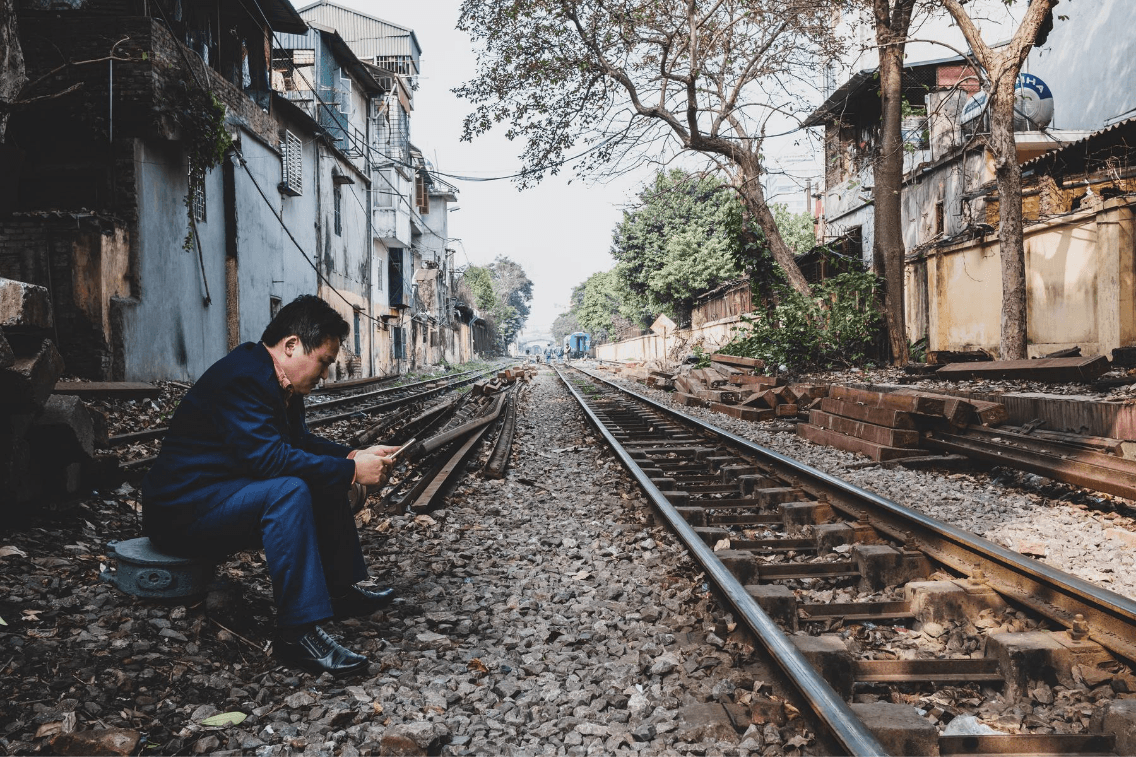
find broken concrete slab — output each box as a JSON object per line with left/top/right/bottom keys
{"left": 0, "top": 277, "right": 53, "bottom": 333}
{"left": 935, "top": 355, "right": 1110, "bottom": 383}
{"left": 0, "top": 339, "right": 65, "bottom": 412}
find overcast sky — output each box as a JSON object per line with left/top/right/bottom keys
{"left": 291, "top": 0, "right": 653, "bottom": 337}
{"left": 290, "top": 1, "right": 1023, "bottom": 337}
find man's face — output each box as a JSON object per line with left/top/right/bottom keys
{"left": 284, "top": 336, "right": 340, "bottom": 395}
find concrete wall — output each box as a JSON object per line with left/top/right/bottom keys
{"left": 595, "top": 316, "right": 745, "bottom": 364}
{"left": 917, "top": 198, "right": 1136, "bottom": 356}
{"left": 235, "top": 130, "right": 318, "bottom": 349}
{"left": 120, "top": 139, "right": 229, "bottom": 381}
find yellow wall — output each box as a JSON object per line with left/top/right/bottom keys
{"left": 914, "top": 198, "right": 1135, "bottom": 357}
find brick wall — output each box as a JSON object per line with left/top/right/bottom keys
{"left": 0, "top": 216, "right": 124, "bottom": 378}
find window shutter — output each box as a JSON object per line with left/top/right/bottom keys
{"left": 281, "top": 131, "right": 303, "bottom": 196}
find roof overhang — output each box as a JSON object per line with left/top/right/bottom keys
{"left": 256, "top": 0, "right": 309, "bottom": 34}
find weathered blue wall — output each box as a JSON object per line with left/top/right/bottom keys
{"left": 234, "top": 129, "right": 319, "bottom": 345}
{"left": 121, "top": 140, "right": 228, "bottom": 381}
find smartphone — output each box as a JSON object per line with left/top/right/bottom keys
{"left": 386, "top": 439, "right": 415, "bottom": 461}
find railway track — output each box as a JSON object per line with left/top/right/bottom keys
{"left": 112, "top": 365, "right": 506, "bottom": 474}
{"left": 557, "top": 363, "right": 1136, "bottom": 757}
{"left": 108, "top": 366, "right": 499, "bottom": 449}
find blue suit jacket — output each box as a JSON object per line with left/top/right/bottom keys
{"left": 142, "top": 342, "right": 355, "bottom": 537}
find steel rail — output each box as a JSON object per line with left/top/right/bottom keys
{"left": 572, "top": 366, "right": 1136, "bottom": 664}
{"left": 110, "top": 367, "right": 501, "bottom": 448}
{"left": 555, "top": 366, "right": 887, "bottom": 757}
{"left": 305, "top": 368, "right": 484, "bottom": 412}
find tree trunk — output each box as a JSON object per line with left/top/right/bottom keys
{"left": 874, "top": 37, "right": 910, "bottom": 365}
{"left": 989, "top": 70, "right": 1028, "bottom": 359}
{"left": 737, "top": 159, "right": 811, "bottom": 297}
{"left": 0, "top": 0, "right": 28, "bottom": 142}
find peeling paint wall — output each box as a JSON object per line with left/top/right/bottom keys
{"left": 915, "top": 198, "right": 1136, "bottom": 356}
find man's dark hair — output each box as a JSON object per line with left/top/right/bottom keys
{"left": 261, "top": 295, "right": 350, "bottom": 352}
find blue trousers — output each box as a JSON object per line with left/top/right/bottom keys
{"left": 178, "top": 477, "right": 367, "bottom": 627}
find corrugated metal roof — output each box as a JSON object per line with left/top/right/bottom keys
{"left": 256, "top": 0, "right": 308, "bottom": 34}
{"left": 297, "top": 1, "right": 421, "bottom": 74}
{"left": 803, "top": 53, "right": 967, "bottom": 128}
{"left": 1020, "top": 115, "right": 1136, "bottom": 175}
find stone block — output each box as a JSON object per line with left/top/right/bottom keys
{"left": 676, "top": 507, "right": 706, "bottom": 527}
{"left": 905, "top": 579, "right": 1007, "bottom": 626}
{"left": 1095, "top": 699, "right": 1136, "bottom": 755}
{"left": 790, "top": 633, "right": 854, "bottom": 698}
{"left": 986, "top": 631, "right": 1077, "bottom": 700}
{"left": 850, "top": 702, "right": 939, "bottom": 756}
{"left": 0, "top": 339, "right": 65, "bottom": 412}
{"left": 780, "top": 500, "right": 836, "bottom": 530}
{"left": 853, "top": 544, "right": 931, "bottom": 591}
{"left": 29, "top": 394, "right": 96, "bottom": 459}
{"left": 814, "top": 522, "right": 855, "bottom": 552}
{"left": 714, "top": 550, "right": 759, "bottom": 585}
{"left": 0, "top": 277, "right": 53, "bottom": 332}
{"left": 744, "top": 583, "right": 798, "bottom": 630}
{"left": 674, "top": 703, "right": 738, "bottom": 743}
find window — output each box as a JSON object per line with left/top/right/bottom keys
{"left": 392, "top": 326, "right": 405, "bottom": 360}
{"left": 333, "top": 184, "right": 342, "bottom": 236}
{"left": 934, "top": 201, "right": 945, "bottom": 237}
{"left": 415, "top": 172, "right": 429, "bottom": 215}
{"left": 280, "top": 131, "right": 302, "bottom": 196}
{"left": 191, "top": 172, "right": 206, "bottom": 223}
{"left": 270, "top": 296, "right": 282, "bottom": 319}
{"left": 375, "top": 169, "right": 395, "bottom": 207}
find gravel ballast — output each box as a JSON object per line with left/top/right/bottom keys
{"left": 1, "top": 370, "right": 823, "bottom": 756}
{"left": 605, "top": 371, "right": 1136, "bottom": 602}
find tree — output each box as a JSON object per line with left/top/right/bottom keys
{"left": 460, "top": 257, "right": 535, "bottom": 351}
{"left": 612, "top": 170, "right": 748, "bottom": 325}
{"left": 940, "top": 0, "right": 1057, "bottom": 359}
{"left": 574, "top": 268, "right": 650, "bottom": 342}
{"left": 771, "top": 203, "right": 815, "bottom": 256}
{"left": 551, "top": 310, "right": 581, "bottom": 344}
{"left": 456, "top": 0, "right": 846, "bottom": 298}
{"left": 0, "top": 0, "right": 27, "bottom": 142}
{"left": 871, "top": 0, "right": 918, "bottom": 365}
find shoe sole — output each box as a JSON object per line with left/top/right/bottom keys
{"left": 274, "top": 651, "right": 369, "bottom": 678}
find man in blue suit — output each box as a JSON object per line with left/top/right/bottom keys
{"left": 143, "top": 295, "right": 398, "bottom": 677}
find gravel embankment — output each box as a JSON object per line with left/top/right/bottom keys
{"left": 605, "top": 372, "right": 1136, "bottom": 602}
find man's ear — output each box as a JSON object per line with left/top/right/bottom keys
{"left": 282, "top": 335, "right": 300, "bottom": 357}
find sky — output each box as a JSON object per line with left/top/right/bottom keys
{"left": 287, "top": 1, "right": 1024, "bottom": 337}
{"left": 290, "top": 0, "right": 651, "bottom": 337}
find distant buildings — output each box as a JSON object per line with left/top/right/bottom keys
{"left": 0, "top": 0, "right": 484, "bottom": 381}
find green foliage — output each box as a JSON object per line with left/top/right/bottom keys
{"left": 172, "top": 83, "right": 233, "bottom": 252}
{"left": 690, "top": 344, "right": 712, "bottom": 369}
{"left": 770, "top": 203, "right": 815, "bottom": 256}
{"left": 612, "top": 170, "right": 746, "bottom": 324}
{"left": 460, "top": 257, "right": 534, "bottom": 351}
{"left": 908, "top": 336, "right": 929, "bottom": 364}
{"left": 719, "top": 270, "right": 883, "bottom": 370}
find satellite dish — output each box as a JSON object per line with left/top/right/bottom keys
{"left": 959, "top": 73, "right": 1054, "bottom": 130}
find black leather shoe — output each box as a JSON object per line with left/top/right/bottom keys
{"left": 274, "top": 625, "right": 368, "bottom": 677}
{"left": 331, "top": 585, "right": 396, "bottom": 619}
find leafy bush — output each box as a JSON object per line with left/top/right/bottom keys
{"left": 718, "top": 271, "right": 883, "bottom": 371}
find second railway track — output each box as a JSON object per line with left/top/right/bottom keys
{"left": 557, "top": 362, "right": 1136, "bottom": 757}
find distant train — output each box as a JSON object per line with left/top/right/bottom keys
{"left": 563, "top": 332, "right": 591, "bottom": 360}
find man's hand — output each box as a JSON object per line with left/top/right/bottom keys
{"left": 353, "top": 452, "right": 394, "bottom": 487}
{"left": 361, "top": 444, "right": 401, "bottom": 459}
